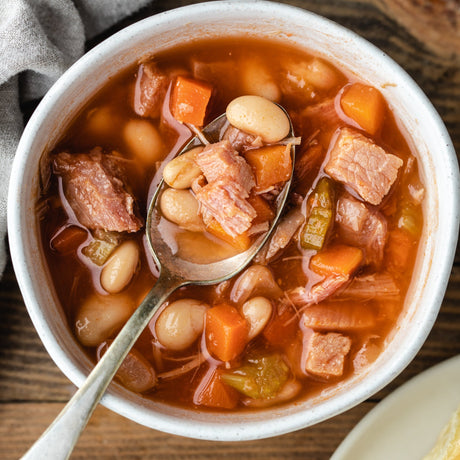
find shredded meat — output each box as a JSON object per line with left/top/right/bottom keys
{"left": 336, "top": 194, "right": 388, "bottom": 266}
{"left": 133, "top": 62, "right": 169, "bottom": 118}
{"left": 255, "top": 209, "right": 304, "bottom": 263}
{"left": 325, "top": 128, "right": 403, "bottom": 205}
{"left": 222, "top": 125, "right": 263, "bottom": 152}
{"left": 54, "top": 148, "right": 143, "bottom": 233}
{"left": 287, "top": 274, "right": 350, "bottom": 307}
{"left": 302, "top": 303, "right": 377, "bottom": 331}
{"left": 337, "top": 272, "right": 400, "bottom": 300}
{"left": 305, "top": 332, "right": 351, "bottom": 378}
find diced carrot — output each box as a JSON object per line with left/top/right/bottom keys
{"left": 263, "top": 307, "right": 298, "bottom": 347}
{"left": 50, "top": 226, "right": 87, "bottom": 254}
{"left": 302, "top": 303, "right": 376, "bottom": 330}
{"left": 340, "top": 83, "right": 385, "bottom": 135}
{"left": 385, "top": 228, "right": 415, "bottom": 273}
{"left": 245, "top": 144, "right": 292, "bottom": 191}
{"left": 170, "top": 75, "right": 212, "bottom": 126}
{"left": 193, "top": 367, "right": 239, "bottom": 409}
{"left": 205, "top": 304, "right": 248, "bottom": 362}
{"left": 247, "top": 194, "right": 275, "bottom": 224}
{"left": 206, "top": 217, "right": 251, "bottom": 251}
{"left": 310, "top": 245, "right": 363, "bottom": 277}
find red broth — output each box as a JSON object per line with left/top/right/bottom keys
{"left": 38, "top": 38, "right": 424, "bottom": 411}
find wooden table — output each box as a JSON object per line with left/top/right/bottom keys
{"left": 1, "top": 1, "right": 459, "bottom": 458}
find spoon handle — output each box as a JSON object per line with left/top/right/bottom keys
{"left": 21, "top": 270, "right": 183, "bottom": 460}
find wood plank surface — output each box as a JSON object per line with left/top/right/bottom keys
{"left": 1, "top": 0, "right": 459, "bottom": 458}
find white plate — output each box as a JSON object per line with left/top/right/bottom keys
{"left": 332, "top": 354, "right": 460, "bottom": 460}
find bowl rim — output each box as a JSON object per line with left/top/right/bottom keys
{"left": 7, "top": 0, "right": 460, "bottom": 441}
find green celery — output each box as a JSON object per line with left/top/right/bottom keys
{"left": 300, "top": 177, "right": 335, "bottom": 250}
{"left": 221, "top": 354, "right": 289, "bottom": 400}
{"left": 81, "top": 230, "right": 122, "bottom": 266}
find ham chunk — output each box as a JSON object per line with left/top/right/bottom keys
{"left": 325, "top": 128, "right": 403, "bottom": 205}
{"left": 305, "top": 332, "right": 351, "bottom": 378}
{"left": 336, "top": 194, "right": 388, "bottom": 266}
{"left": 193, "top": 140, "right": 257, "bottom": 236}
{"left": 195, "top": 140, "right": 255, "bottom": 194}
{"left": 54, "top": 149, "right": 143, "bottom": 233}
{"left": 194, "top": 180, "right": 257, "bottom": 237}
{"left": 133, "top": 62, "right": 169, "bottom": 118}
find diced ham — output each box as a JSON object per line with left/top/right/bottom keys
{"left": 287, "top": 274, "right": 350, "bottom": 307}
{"left": 133, "top": 62, "right": 169, "bottom": 118}
{"left": 195, "top": 140, "right": 255, "bottom": 195}
{"left": 54, "top": 149, "right": 143, "bottom": 233}
{"left": 194, "top": 180, "right": 257, "bottom": 237}
{"left": 336, "top": 194, "right": 388, "bottom": 266}
{"left": 222, "top": 125, "right": 263, "bottom": 152}
{"left": 325, "top": 128, "right": 403, "bottom": 205}
{"left": 305, "top": 332, "right": 351, "bottom": 378}
{"left": 193, "top": 140, "right": 257, "bottom": 236}
{"left": 302, "top": 303, "right": 376, "bottom": 331}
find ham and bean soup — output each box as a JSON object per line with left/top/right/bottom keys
{"left": 38, "top": 39, "right": 424, "bottom": 410}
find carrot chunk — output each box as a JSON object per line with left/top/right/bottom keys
{"left": 247, "top": 194, "right": 275, "bottom": 224}
{"left": 263, "top": 307, "right": 298, "bottom": 347}
{"left": 205, "top": 304, "right": 248, "bottom": 362}
{"left": 385, "top": 228, "right": 416, "bottom": 273}
{"left": 206, "top": 217, "right": 251, "bottom": 251}
{"left": 171, "top": 76, "right": 212, "bottom": 126}
{"left": 340, "top": 83, "right": 385, "bottom": 135}
{"left": 50, "top": 226, "right": 87, "bottom": 254}
{"left": 245, "top": 144, "right": 292, "bottom": 191}
{"left": 310, "top": 245, "right": 363, "bottom": 277}
{"left": 193, "top": 367, "right": 239, "bottom": 409}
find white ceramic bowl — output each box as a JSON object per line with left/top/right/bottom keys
{"left": 8, "top": 0, "right": 460, "bottom": 441}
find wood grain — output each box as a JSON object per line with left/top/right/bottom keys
{"left": 2, "top": 1, "right": 459, "bottom": 458}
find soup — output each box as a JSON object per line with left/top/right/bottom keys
{"left": 38, "top": 38, "right": 424, "bottom": 410}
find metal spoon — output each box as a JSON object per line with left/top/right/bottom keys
{"left": 22, "top": 108, "right": 296, "bottom": 460}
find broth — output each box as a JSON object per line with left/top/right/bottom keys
{"left": 38, "top": 38, "right": 424, "bottom": 411}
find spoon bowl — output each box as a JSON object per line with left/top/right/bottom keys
{"left": 147, "top": 109, "right": 295, "bottom": 284}
{"left": 21, "top": 108, "right": 296, "bottom": 460}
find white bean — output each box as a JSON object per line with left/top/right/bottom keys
{"left": 162, "top": 146, "right": 203, "bottom": 189}
{"left": 85, "top": 105, "right": 117, "bottom": 137}
{"left": 160, "top": 188, "right": 204, "bottom": 232}
{"left": 226, "top": 95, "right": 290, "bottom": 143}
{"left": 240, "top": 57, "right": 281, "bottom": 102}
{"left": 123, "top": 118, "right": 164, "bottom": 164}
{"left": 241, "top": 296, "right": 273, "bottom": 340}
{"left": 230, "top": 264, "right": 282, "bottom": 304}
{"left": 303, "top": 58, "right": 339, "bottom": 90}
{"left": 75, "top": 293, "right": 134, "bottom": 347}
{"left": 100, "top": 240, "right": 139, "bottom": 294}
{"left": 155, "top": 299, "right": 209, "bottom": 351}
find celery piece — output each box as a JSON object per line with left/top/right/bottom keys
{"left": 397, "top": 201, "right": 422, "bottom": 238}
{"left": 221, "top": 354, "right": 289, "bottom": 400}
{"left": 81, "top": 230, "right": 122, "bottom": 266}
{"left": 300, "top": 177, "right": 335, "bottom": 250}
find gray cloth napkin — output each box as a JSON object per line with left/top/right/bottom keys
{"left": 0, "top": 0, "right": 152, "bottom": 276}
